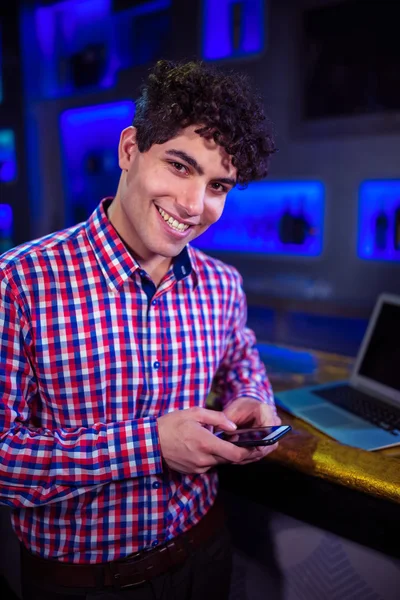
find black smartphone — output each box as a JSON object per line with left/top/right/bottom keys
{"left": 215, "top": 425, "right": 292, "bottom": 447}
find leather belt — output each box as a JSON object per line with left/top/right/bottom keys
{"left": 21, "top": 499, "right": 225, "bottom": 590}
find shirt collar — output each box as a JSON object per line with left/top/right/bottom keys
{"left": 85, "top": 198, "right": 198, "bottom": 292}
{"left": 173, "top": 244, "right": 192, "bottom": 282}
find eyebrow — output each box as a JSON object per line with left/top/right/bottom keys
{"left": 165, "top": 149, "right": 236, "bottom": 187}
{"left": 216, "top": 177, "right": 237, "bottom": 187}
{"left": 165, "top": 149, "right": 204, "bottom": 175}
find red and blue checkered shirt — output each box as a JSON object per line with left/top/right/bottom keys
{"left": 0, "top": 199, "right": 274, "bottom": 563}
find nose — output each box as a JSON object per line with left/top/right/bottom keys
{"left": 176, "top": 182, "right": 205, "bottom": 219}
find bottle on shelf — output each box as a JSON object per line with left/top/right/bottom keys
{"left": 374, "top": 198, "right": 389, "bottom": 251}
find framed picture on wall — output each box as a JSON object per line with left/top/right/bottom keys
{"left": 297, "top": 0, "right": 400, "bottom": 136}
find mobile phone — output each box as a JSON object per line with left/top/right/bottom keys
{"left": 215, "top": 425, "right": 291, "bottom": 447}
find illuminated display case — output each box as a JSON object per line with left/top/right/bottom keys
{"left": 0, "top": 129, "right": 17, "bottom": 183}
{"left": 358, "top": 180, "right": 400, "bottom": 262}
{"left": 59, "top": 100, "right": 135, "bottom": 226}
{"left": 21, "top": 0, "right": 171, "bottom": 100}
{"left": 202, "top": 0, "right": 265, "bottom": 61}
{"left": 193, "top": 181, "right": 325, "bottom": 256}
{"left": 0, "top": 203, "right": 13, "bottom": 254}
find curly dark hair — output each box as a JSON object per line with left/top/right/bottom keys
{"left": 133, "top": 60, "right": 276, "bottom": 185}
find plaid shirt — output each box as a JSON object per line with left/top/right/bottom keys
{"left": 0, "top": 199, "right": 274, "bottom": 563}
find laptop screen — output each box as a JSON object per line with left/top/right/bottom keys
{"left": 358, "top": 302, "right": 400, "bottom": 391}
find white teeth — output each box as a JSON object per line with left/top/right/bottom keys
{"left": 157, "top": 207, "right": 189, "bottom": 232}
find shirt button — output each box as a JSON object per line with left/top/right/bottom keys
{"left": 152, "top": 299, "right": 157, "bottom": 306}
{"left": 152, "top": 540, "right": 159, "bottom": 548}
{"left": 139, "top": 269, "right": 146, "bottom": 277}
{"left": 152, "top": 481, "right": 160, "bottom": 489}
{"left": 153, "top": 361, "right": 160, "bottom": 369}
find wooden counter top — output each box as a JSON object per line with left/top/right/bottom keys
{"left": 218, "top": 344, "right": 400, "bottom": 558}
{"left": 262, "top": 345, "right": 400, "bottom": 504}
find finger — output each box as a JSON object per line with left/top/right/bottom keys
{"left": 197, "top": 425, "right": 265, "bottom": 464}
{"left": 252, "top": 442, "right": 278, "bottom": 456}
{"left": 235, "top": 446, "right": 267, "bottom": 464}
{"left": 237, "top": 443, "right": 279, "bottom": 464}
{"left": 194, "top": 454, "right": 221, "bottom": 471}
{"left": 192, "top": 407, "right": 237, "bottom": 431}
{"left": 205, "top": 431, "right": 254, "bottom": 463}
{"left": 193, "top": 443, "right": 254, "bottom": 470}
{"left": 256, "top": 404, "right": 280, "bottom": 426}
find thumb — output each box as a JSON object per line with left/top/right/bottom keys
{"left": 194, "top": 408, "right": 237, "bottom": 431}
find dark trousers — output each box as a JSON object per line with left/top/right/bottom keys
{"left": 21, "top": 527, "right": 232, "bottom": 600}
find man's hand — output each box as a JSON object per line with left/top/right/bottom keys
{"left": 157, "top": 407, "right": 263, "bottom": 474}
{"left": 223, "top": 396, "right": 280, "bottom": 428}
{"left": 223, "top": 397, "right": 281, "bottom": 465}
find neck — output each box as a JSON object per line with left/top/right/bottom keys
{"left": 139, "top": 255, "right": 172, "bottom": 287}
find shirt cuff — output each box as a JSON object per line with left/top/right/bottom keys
{"left": 107, "top": 417, "right": 163, "bottom": 481}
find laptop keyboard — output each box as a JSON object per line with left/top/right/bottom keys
{"left": 312, "top": 384, "right": 400, "bottom": 434}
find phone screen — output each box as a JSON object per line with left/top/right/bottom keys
{"left": 216, "top": 425, "right": 291, "bottom": 446}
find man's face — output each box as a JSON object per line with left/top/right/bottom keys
{"left": 109, "top": 125, "right": 237, "bottom": 264}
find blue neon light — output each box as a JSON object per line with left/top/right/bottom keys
{"left": 0, "top": 130, "right": 17, "bottom": 183}
{"left": 202, "top": 0, "right": 265, "bottom": 61}
{"left": 23, "top": 0, "right": 171, "bottom": 99}
{"left": 192, "top": 181, "right": 325, "bottom": 256}
{"left": 0, "top": 204, "right": 13, "bottom": 254}
{"left": 358, "top": 180, "right": 400, "bottom": 262}
{"left": 60, "top": 100, "right": 135, "bottom": 226}
{"left": 0, "top": 204, "right": 12, "bottom": 231}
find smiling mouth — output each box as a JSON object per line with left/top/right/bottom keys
{"left": 157, "top": 207, "right": 191, "bottom": 232}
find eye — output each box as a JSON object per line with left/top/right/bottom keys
{"left": 170, "top": 161, "right": 188, "bottom": 174}
{"left": 210, "top": 182, "right": 228, "bottom": 193}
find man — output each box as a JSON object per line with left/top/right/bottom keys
{"left": 0, "top": 60, "right": 278, "bottom": 599}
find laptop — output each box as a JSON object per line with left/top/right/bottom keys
{"left": 275, "top": 293, "right": 400, "bottom": 450}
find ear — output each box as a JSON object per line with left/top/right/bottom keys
{"left": 118, "top": 126, "right": 138, "bottom": 170}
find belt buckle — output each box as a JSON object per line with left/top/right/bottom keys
{"left": 112, "top": 573, "right": 147, "bottom": 590}
{"left": 110, "top": 545, "right": 170, "bottom": 590}
{"left": 109, "top": 554, "right": 147, "bottom": 590}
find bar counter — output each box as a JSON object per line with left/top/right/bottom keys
{"left": 218, "top": 345, "right": 400, "bottom": 559}
{"left": 270, "top": 348, "right": 400, "bottom": 503}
